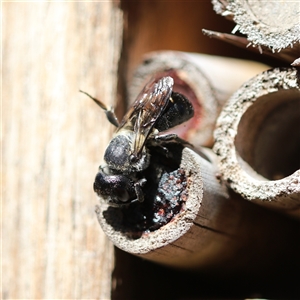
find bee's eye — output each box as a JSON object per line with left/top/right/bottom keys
{"left": 130, "top": 154, "right": 138, "bottom": 163}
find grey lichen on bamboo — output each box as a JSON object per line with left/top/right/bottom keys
{"left": 213, "top": 67, "right": 300, "bottom": 219}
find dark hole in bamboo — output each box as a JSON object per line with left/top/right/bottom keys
{"left": 235, "top": 89, "right": 300, "bottom": 180}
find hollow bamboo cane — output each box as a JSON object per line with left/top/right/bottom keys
{"left": 214, "top": 67, "right": 300, "bottom": 219}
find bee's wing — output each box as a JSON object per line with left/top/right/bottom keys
{"left": 118, "top": 76, "right": 174, "bottom": 158}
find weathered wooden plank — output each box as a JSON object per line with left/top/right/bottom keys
{"left": 2, "top": 2, "right": 123, "bottom": 299}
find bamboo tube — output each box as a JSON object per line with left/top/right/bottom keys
{"left": 211, "top": 0, "right": 300, "bottom": 58}
{"left": 214, "top": 67, "right": 300, "bottom": 219}
{"left": 96, "top": 145, "right": 300, "bottom": 271}
{"left": 128, "top": 51, "right": 268, "bottom": 147}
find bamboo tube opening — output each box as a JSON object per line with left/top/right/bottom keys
{"left": 235, "top": 89, "right": 300, "bottom": 180}
{"left": 214, "top": 68, "right": 300, "bottom": 218}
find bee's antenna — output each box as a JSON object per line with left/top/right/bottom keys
{"left": 79, "top": 90, "right": 119, "bottom": 127}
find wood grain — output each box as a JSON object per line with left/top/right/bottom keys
{"left": 2, "top": 2, "right": 123, "bottom": 298}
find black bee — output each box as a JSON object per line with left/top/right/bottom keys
{"left": 81, "top": 76, "right": 194, "bottom": 207}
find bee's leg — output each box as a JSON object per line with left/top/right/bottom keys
{"left": 153, "top": 133, "right": 192, "bottom": 147}
{"left": 80, "top": 90, "right": 119, "bottom": 127}
{"left": 134, "top": 178, "right": 147, "bottom": 203}
{"left": 148, "top": 134, "right": 192, "bottom": 158}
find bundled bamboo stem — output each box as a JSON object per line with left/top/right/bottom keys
{"left": 214, "top": 67, "right": 300, "bottom": 219}
{"left": 128, "top": 51, "right": 268, "bottom": 147}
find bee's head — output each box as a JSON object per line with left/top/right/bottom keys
{"left": 104, "top": 134, "right": 150, "bottom": 173}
